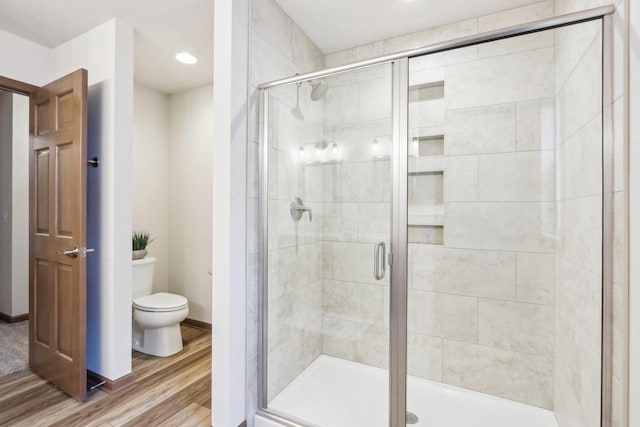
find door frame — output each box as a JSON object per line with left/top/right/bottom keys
{"left": 0, "top": 76, "right": 38, "bottom": 96}
{"left": 0, "top": 76, "right": 36, "bottom": 330}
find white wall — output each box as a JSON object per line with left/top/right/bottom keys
{"left": 133, "top": 83, "right": 170, "bottom": 293}
{"left": 0, "top": 91, "right": 29, "bottom": 318}
{"left": 10, "top": 94, "right": 29, "bottom": 316}
{"left": 168, "top": 85, "right": 214, "bottom": 323}
{"left": 0, "top": 91, "right": 12, "bottom": 316}
{"left": 0, "top": 29, "right": 52, "bottom": 86}
{"left": 212, "top": 0, "right": 249, "bottom": 424}
{"left": 132, "top": 83, "right": 213, "bottom": 322}
{"left": 52, "top": 18, "right": 135, "bottom": 381}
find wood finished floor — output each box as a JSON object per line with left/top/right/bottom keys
{"left": 0, "top": 324, "right": 211, "bottom": 427}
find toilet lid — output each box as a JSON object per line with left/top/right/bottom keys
{"left": 133, "top": 292, "right": 188, "bottom": 311}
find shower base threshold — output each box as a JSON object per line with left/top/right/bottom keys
{"left": 268, "top": 355, "right": 558, "bottom": 427}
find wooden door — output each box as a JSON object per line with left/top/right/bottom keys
{"left": 29, "top": 69, "right": 88, "bottom": 401}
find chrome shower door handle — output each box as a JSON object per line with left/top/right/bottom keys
{"left": 374, "top": 241, "right": 386, "bottom": 280}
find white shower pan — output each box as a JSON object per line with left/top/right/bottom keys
{"left": 265, "top": 355, "right": 559, "bottom": 427}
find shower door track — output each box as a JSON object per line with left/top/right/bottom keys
{"left": 257, "top": 4, "right": 616, "bottom": 427}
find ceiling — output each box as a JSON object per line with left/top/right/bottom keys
{"left": 0, "top": 0, "right": 213, "bottom": 94}
{"left": 275, "top": 0, "right": 543, "bottom": 54}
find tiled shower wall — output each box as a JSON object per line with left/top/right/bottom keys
{"left": 553, "top": 0, "right": 629, "bottom": 426}
{"left": 320, "top": 65, "right": 393, "bottom": 367}
{"left": 553, "top": 18, "right": 603, "bottom": 427}
{"left": 321, "top": 1, "right": 558, "bottom": 409}
{"left": 246, "top": 0, "right": 325, "bottom": 418}
{"left": 552, "top": 0, "right": 630, "bottom": 423}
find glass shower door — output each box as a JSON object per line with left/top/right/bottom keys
{"left": 262, "top": 63, "right": 395, "bottom": 427}
{"left": 404, "top": 20, "right": 603, "bottom": 427}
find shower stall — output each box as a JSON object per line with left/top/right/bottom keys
{"left": 255, "top": 6, "right": 614, "bottom": 427}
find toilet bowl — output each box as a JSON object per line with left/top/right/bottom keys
{"left": 132, "top": 257, "right": 189, "bottom": 357}
{"left": 132, "top": 292, "right": 189, "bottom": 357}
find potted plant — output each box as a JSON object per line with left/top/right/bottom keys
{"left": 132, "top": 231, "right": 155, "bottom": 260}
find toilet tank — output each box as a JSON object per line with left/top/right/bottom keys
{"left": 132, "top": 257, "right": 156, "bottom": 299}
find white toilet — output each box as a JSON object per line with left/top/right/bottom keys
{"left": 132, "top": 257, "right": 189, "bottom": 357}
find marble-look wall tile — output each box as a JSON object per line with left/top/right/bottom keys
{"left": 324, "top": 119, "right": 392, "bottom": 163}
{"left": 555, "top": 33, "right": 602, "bottom": 143}
{"left": 325, "top": 41, "right": 385, "bottom": 68}
{"left": 291, "top": 25, "right": 324, "bottom": 73}
{"left": 250, "top": 0, "right": 326, "bottom": 409}
{"left": 479, "top": 300, "right": 554, "bottom": 356}
{"left": 304, "top": 164, "right": 324, "bottom": 202}
{"left": 407, "top": 289, "right": 478, "bottom": 342}
{"left": 443, "top": 155, "right": 479, "bottom": 202}
{"left": 249, "top": 32, "right": 296, "bottom": 88}
{"left": 323, "top": 83, "right": 360, "bottom": 126}
{"left": 412, "top": 245, "right": 516, "bottom": 300}
{"left": 322, "top": 241, "right": 333, "bottom": 278}
{"left": 478, "top": 151, "right": 556, "bottom": 202}
{"left": 447, "top": 48, "right": 554, "bottom": 110}
{"left": 322, "top": 316, "right": 357, "bottom": 360}
{"left": 558, "top": 195, "right": 602, "bottom": 274}
{"left": 268, "top": 242, "right": 321, "bottom": 300}
{"left": 323, "top": 279, "right": 384, "bottom": 326}
{"left": 445, "top": 104, "right": 516, "bottom": 155}
{"left": 268, "top": 199, "right": 322, "bottom": 249}
{"left": 251, "top": 0, "right": 293, "bottom": 60}
{"left": 516, "top": 252, "right": 555, "bottom": 305}
{"left": 554, "top": 20, "right": 601, "bottom": 92}
{"left": 515, "top": 99, "right": 555, "bottom": 151}
{"left": 554, "top": 258, "right": 602, "bottom": 427}
{"left": 409, "top": 46, "right": 478, "bottom": 72}
{"left": 322, "top": 202, "right": 358, "bottom": 242}
{"left": 443, "top": 340, "right": 553, "bottom": 409}
{"left": 358, "top": 203, "right": 391, "bottom": 243}
{"left": 383, "top": 18, "right": 478, "bottom": 54}
{"left": 323, "top": 161, "right": 384, "bottom": 203}
{"left": 478, "top": 31, "right": 554, "bottom": 58}
{"left": 267, "top": 327, "right": 304, "bottom": 399}
{"left": 446, "top": 202, "right": 555, "bottom": 253}
{"left": 355, "top": 324, "right": 389, "bottom": 369}
{"left": 557, "top": 114, "right": 603, "bottom": 200}
{"left": 359, "top": 78, "right": 392, "bottom": 122}
{"left": 408, "top": 333, "right": 444, "bottom": 381}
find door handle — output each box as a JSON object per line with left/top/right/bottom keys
{"left": 57, "top": 246, "right": 95, "bottom": 258}
{"left": 374, "top": 241, "right": 386, "bottom": 280}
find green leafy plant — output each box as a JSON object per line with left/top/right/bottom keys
{"left": 132, "top": 231, "right": 155, "bottom": 251}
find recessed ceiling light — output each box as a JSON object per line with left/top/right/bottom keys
{"left": 175, "top": 52, "right": 198, "bottom": 64}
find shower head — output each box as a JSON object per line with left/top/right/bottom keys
{"left": 291, "top": 82, "right": 304, "bottom": 121}
{"left": 309, "top": 80, "right": 328, "bottom": 101}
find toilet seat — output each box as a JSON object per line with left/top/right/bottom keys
{"left": 133, "top": 292, "right": 188, "bottom": 313}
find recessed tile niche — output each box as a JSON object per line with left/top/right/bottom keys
{"left": 408, "top": 80, "right": 445, "bottom": 245}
